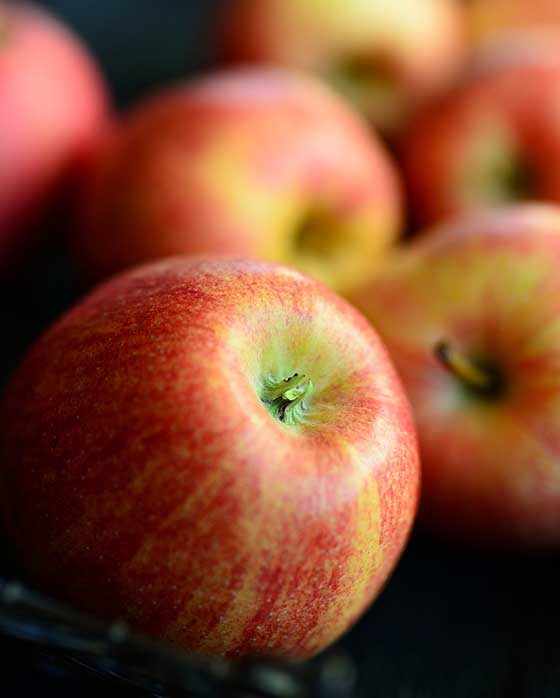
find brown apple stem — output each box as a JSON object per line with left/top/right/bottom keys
{"left": 434, "top": 341, "right": 495, "bottom": 392}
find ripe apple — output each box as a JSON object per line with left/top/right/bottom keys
{"left": 351, "top": 204, "right": 560, "bottom": 546}
{"left": 401, "top": 33, "right": 560, "bottom": 227}
{"left": 467, "top": 0, "right": 560, "bottom": 45}
{"left": 74, "top": 67, "right": 402, "bottom": 296}
{"left": 0, "top": 257, "right": 420, "bottom": 658}
{"left": 218, "top": 0, "right": 467, "bottom": 133}
{"left": 0, "top": 2, "right": 110, "bottom": 269}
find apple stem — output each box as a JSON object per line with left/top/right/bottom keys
{"left": 261, "top": 373, "right": 313, "bottom": 426}
{"left": 434, "top": 341, "right": 497, "bottom": 393}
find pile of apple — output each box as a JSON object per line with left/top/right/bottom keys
{"left": 2, "top": 0, "right": 560, "bottom": 662}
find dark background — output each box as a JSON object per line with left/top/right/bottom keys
{"left": 1, "top": 2, "right": 559, "bottom": 696}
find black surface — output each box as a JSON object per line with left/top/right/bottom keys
{"left": 1, "top": 2, "right": 560, "bottom": 696}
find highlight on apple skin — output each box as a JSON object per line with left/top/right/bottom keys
{"left": 218, "top": 0, "right": 467, "bottom": 133}
{"left": 351, "top": 204, "right": 560, "bottom": 547}
{"left": 401, "top": 33, "right": 560, "bottom": 227}
{"left": 74, "top": 67, "right": 403, "bottom": 296}
{"left": 0, "top": 257, "right": 420, "bottom": 659}
{"left": 0, "top": 1, "right": 110, "bottom": 269}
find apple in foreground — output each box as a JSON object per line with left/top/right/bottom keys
{"left": 218, "top": 0, "right": 467, "bottom": 133}
{"left": 401, "top": 34, "right": 560, "bottom": 227}
{"left": 0, "top": 1, "right": 109, "bottom": 269}
{"left": 74, "top": 67, "right": 402, "bottom": 296}
{"left": 351, "top": 204, "right": 560, "bottom": 546}
{"left": 467, "top": 0, "right": 560, "bottom": 45}
{"left": 0, "top": 257, "right": 419, "bottom": 658}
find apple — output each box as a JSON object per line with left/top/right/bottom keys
{"left": 218, "top": 0, "right": 467, "bottom": 133}
{"left": 467, "top": 0, "right": 560, "bottom": 45}
{"left": 0, "top": 256, "right": 420, "bottom": 658}
{"left": 0, "top": 1, "right": 110, "bottom": 270}
{"left": 401, "top": 33, "right": 560, "bottom": 227}
{"left": 74, "top": 67, "right": 402, "bottom": 296}
{"left": 351, "top": 204, "right": 560, "bottom": 546}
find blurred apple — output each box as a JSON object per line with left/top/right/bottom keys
{"left": 75, "top": 67, "right": 402, "bottom": 296}
{"left": 0, "top": 256, "right": 419, "bottom": 658}
{"left": 468, "top": 0, "right": 560, "bottom": 44}
{"left": 0, "top": 1, "right": 110, "bottom": 270}
{"left": 351, "top": 204, "right": 560, "bottom": 546}
{"left": 219, "top": 0, "right": 467, "bottom": 133}
{"left": 401, "top": 33, "right": 560, "bottom": 226}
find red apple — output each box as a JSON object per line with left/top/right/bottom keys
{"left": 468, "top": 0, "right": 560, "bottom": 45}
{"left": 0, "top": 1, "right": 110, "bottom": 269}
{"left": 218, "top": 0, "right": 467, "bottom": 133}
{"left": 401, "top": 33, "right": 560, "bottom": 227}
{"left": 351, "top": 204, "right": 560, "bottom": 546}
{"left": 0, "top": 257, "right": 419, "bottom": 658}
{"left": 74, "top": 67, "right": 402, "bottom": 296}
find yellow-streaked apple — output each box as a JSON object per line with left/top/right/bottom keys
{"left": 74, "top": 67, "right": 402, "bottom": 296}
{"left": 352, "top": 204, "right": 560, "bottom": 546}
{"left": 219, "top": 0, "right": 467, "bottom": 133}
{"left": 401, "top": 33, "right": 560, "bottom": 226}
{"left": 0, "top": 256, "right": 420, "bottom": 658}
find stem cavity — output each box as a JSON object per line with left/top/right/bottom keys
{"left": 261, "top": 373, "right": 313, "bottom": 426}
{"left": 434, "top": 341, "right": 503, "bottom": 398}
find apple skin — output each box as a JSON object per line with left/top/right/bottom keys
{"left": 401, "top": 34, "right": 560, "bottom": 227}
{"left": 351, "top": 204, "right": 560, "bottom": 547}
{"left": 0, "top": 2, "right": 110, "bottom": 269}
{"left": 468, "top": 0, "right": 560, "bottom": 45}
{"left": 0, "top": 257, "right": 419, "bottom": 658}
{"left": 218, "top": 0, "right": 467, "bottom": 133}
{"left": 74, "top": 67, "right": 402, "bottom": 296}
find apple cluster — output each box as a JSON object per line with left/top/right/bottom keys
{"left": 2, "top": 0, "right": 560, "bottom": 662}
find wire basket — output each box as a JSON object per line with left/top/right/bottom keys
{"left": 0, "top": 577, "right": 357, "bottom": 698}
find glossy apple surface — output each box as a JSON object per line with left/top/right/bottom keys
{"left": 401, "top": 34, "right": 560, "bottom": 226}
{"left": 0, "top": 257, "right": 419, "bottom": 658}
{"left": 0, "top": 1, "right": 109, "bottom": 268}
{"left": 74, "top": 67, "right": 402, "bottom": 296}
{"left": 352, "top": 205, "right": 560, "bottom": 546}
{"left": 219, "top": 0, "right": 466, "bottom": 132}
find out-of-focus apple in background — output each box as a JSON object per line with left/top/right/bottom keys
{"left": 0, "top": 257, "right": 420, "bottom": 658}
{"left": 467, "top": 0, "right": 560, "bottom": 45}
{"left": 218, "top": 0, "right": 467, "bottom": 134}
{"left": 74, "top": 67, "right": 402, "bottom": 296}
{"left": 401, "top": 33, "right": 560, "bottom": 227}
{"left": 0, "top": 1, "right": 110, "bottom": 272}
{"left": 351, "top": 204, "right": 560, "bottom": 547}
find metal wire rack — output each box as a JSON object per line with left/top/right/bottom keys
{"left": 0, "top": 578, "right": 357, "bottom": 698}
